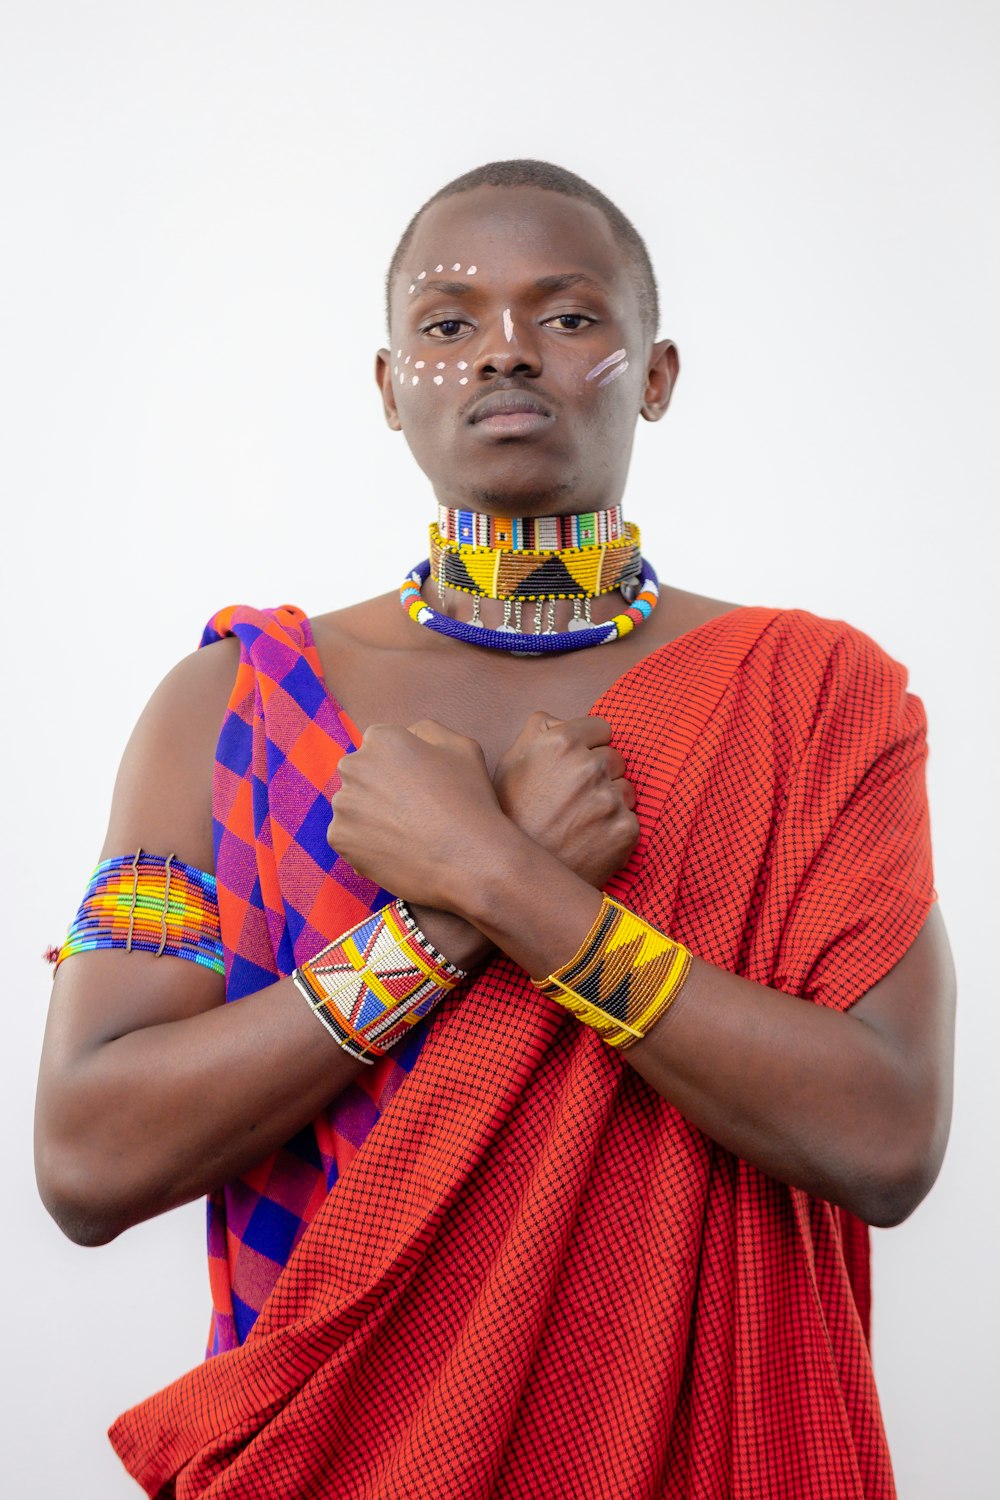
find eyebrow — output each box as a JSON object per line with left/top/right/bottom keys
{"left": 411, "top": 280, "right": 474, "bottom": 299}
{"left": 531, "top": 273, "right": 606, "bottom": 295}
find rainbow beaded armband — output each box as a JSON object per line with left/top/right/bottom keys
{"left": 54, "top": 850, "right": 225, "bottom": 975}
{"left": 531, "top": 895, "right": 693, "bottom": 1051}
{"left": 291, "top": 900, "right": 467, "bottom": 1065}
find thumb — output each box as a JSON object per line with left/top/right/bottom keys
{"left": 405, "top": 718, "right": 459, "bottom": 745}
{"left": 511, "top": 709, "right": 565, "bottom": 745}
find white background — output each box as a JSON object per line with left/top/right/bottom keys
{"left": 2, "top": 2, "right": 997, "bottom": 1494}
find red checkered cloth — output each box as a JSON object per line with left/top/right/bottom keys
{"left": 110, "top": 604, "right": 935, "bottom": 1499}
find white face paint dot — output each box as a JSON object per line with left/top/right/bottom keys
{"left": 457, "top": 361, "right": 468, "bottom": 370}
{"left": 408, "top": 284, "right": 416, "bottom": 294}
{"left": 396, "top": 349, "right": 401, "bottom": 358}
{"left": 436, "top": 361, "right": 446, "bottom": 369}
{"left": 414, "top": 361, "right": 425, "bottom": 369}
{"left": 393, "top": 366, "right": 398, "bottom": 375}
{"left": 398, "top": 371, "right": 404, "bottom": 383}
{"left": 417, "top": 270, "right": 426, "bottom": 280}
{"left": 404, "top": 355, "right": 411, "bottom": 364}
{"left": 459, "top": 376, "right": 469, "bottom": 385}
{"left": 503, "top": 308, "right": 514, "bottom": 343}
{"left": 412, "top": 375, "right": 419, "bottom": 385}
{"left": 452, "top": 263, "right": 461, "bottom": 271}
{"left": 434, "top": 265, "right": 443, "bottom": 273}
{"left": 433, "top": 375, "right": 443, "bottom": 385}
{"left": 467, "top": 266, "right": 477, "bottom": 275}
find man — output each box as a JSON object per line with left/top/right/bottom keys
{"left": 36, "top": 160, "right": 955, "bottom": 1498}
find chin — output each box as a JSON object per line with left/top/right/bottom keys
{"left": 466, "top": 481, "right": 577, "bottom": 511}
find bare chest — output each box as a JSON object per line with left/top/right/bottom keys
{"left": 309, "top": 589, "right": 733, "bottom": 772}
{"left": 318, "top": 643, "right": 636, "bottom": 771}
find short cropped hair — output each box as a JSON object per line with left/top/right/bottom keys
{"left": 386, "top": 159, "right": 659, "bottom": 338}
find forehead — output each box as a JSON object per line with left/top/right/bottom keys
{"left": 403, "top": 186, "right": 630, "bottom": 291}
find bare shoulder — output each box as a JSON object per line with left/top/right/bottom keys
{"left": 101, "top": 636, "right": 241, "bottom": 873}
{"left": 309, "top": 589, "right": 409, "bottom": 652}
{"left": 652, "top": 583, "right": 743, "bottom": 647}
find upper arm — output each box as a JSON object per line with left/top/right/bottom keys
{"left": 850, "top": 902, "right": 957, "bottom": 1199}
{"left": 101, "top": 636, "right": 241, "bottom": 872}
{"left": 44, "top": 637, "right": 241, "bottom": 1050}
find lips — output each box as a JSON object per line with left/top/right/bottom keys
{"left": 468, "top": 388, "right": 552, "bottom": 437}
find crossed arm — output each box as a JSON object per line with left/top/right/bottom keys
{"left": 35, "top": 641, "right": 956, "bottom": 1247}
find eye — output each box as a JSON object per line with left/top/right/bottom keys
{"left": 542, "top": 313, "right": 596, "bottom": 332}
{"left": 424, "top": 318, "right": 470, "bottom": 339}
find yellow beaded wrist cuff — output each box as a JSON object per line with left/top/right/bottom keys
{"left": 531, "top": 895, "right": 693, "bottom": 1051}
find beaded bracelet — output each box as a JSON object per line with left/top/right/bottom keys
{"left": 291, "top": 899, "right": 467, "bottom": 1065}
{"left": 52, "top": 849, "right": 225, "bottom": 975}
{"left": 531, "top": 895, "right": 693, "bottom": 1051}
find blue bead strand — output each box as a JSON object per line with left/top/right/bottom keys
{"left": 399, "top": 558, "right": 659, "bottom": 655}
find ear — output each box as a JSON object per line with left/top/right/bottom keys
{"left": 375, "top": 348, "right": 402, "bottom": 431}
{"left": 640, "top": 339, "right": 680, "bottom": 423}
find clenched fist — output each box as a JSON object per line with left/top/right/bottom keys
{"left": 493, "top": 711, "right": 639, "bottom": 888}
{"left": 328, "top": 719, "right": 505, "bottom": 911}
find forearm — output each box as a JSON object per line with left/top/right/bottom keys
{"left": 409, "top": 903, "right": 495, "bottom": 971}
{"left": 36, "top": 973, "right": 369, "bottom": 1243}
{"left": 452, "top": 820, "right": 922, "bottom": 1225}
{"left": 37, "top": 893, "right": 490, "bottom": 1247}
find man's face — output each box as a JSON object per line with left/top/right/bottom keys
{"left": 377, "top": 186, "right": 676, "bottom": 514}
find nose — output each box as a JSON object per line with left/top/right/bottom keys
{"left": 473, "top": 309, "right": 540, "bottom": 380}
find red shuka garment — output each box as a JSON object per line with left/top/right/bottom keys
{"left": 110, "top": 604, "right": 935, "bottom": 1499}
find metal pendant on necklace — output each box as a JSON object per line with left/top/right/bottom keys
{"left": 495, "top": 597, "right": 519, "bottom": 635}
{"left": 567, "top": 597, "right": 594, "bottom": 632}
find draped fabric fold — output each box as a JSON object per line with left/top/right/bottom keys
{"left": 110, "top": 603, "right": 934, "bottom": 1499}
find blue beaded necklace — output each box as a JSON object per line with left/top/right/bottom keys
{"left": 399, "top": 555, "right": 660, "bottom": 656}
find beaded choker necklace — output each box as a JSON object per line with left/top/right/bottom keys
{"left": 399, "top": 505, "right": 659, "bottom": 655}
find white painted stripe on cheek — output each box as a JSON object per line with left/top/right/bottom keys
{"left": 503, "top": 308, "right": 514, "bottom": 343}
{"left": 597, "top": 360, "right": 629, "bottom": 388}
{"left": 586, "top": 348, "right": 627, "bottom": 382}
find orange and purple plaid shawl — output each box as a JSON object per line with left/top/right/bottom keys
{"left": 111, "top": 603, "right": 934, "bottom": 1499}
